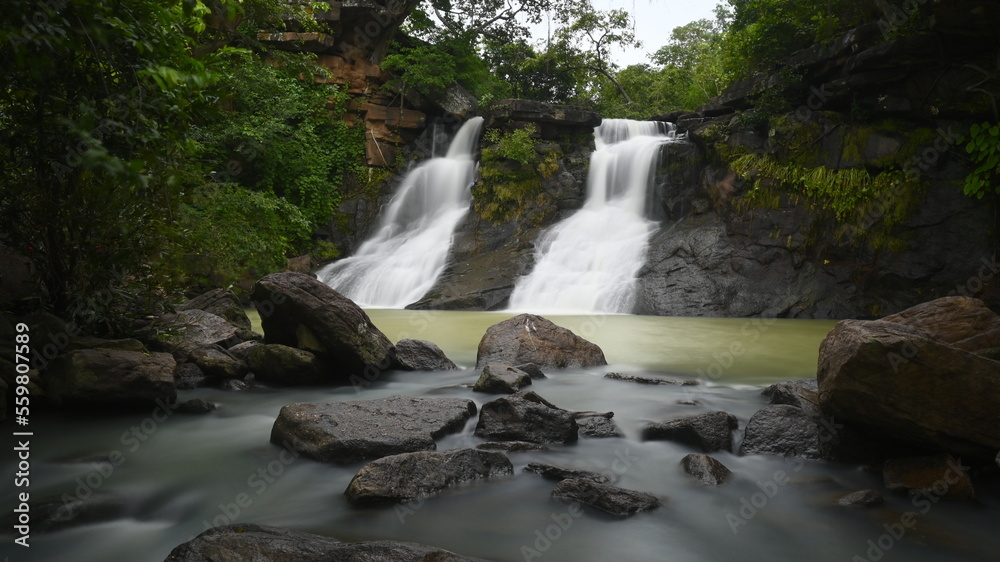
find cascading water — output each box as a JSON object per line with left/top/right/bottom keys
{"left": 316, "top": 117, "right": 484, "bottom": 307}
{"left": 508, "top": 119, "right": 677, "bottom": 314}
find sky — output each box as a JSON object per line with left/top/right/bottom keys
{"left": 565, "top": 0, "right": 721, "bottom": 67}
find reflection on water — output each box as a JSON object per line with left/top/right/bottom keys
{"left": 5, "top": 310, "right": 998, "bottom": 562}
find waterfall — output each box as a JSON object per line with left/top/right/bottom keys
{"left": 316, "top": 117, "right": 484, "bottom": 307}
{"left": 508, "top": 119, "right": 676, "bottom": 314}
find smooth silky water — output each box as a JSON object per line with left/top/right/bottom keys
{"left": 3, "top": 311, "right": 999, "bottom": 561}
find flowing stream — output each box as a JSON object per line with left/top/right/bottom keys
{"left": 3, "top": 311, "right": 998, "bottom": 561}
{"left": 316, "top": 117, "right": 484, "bottom": 307}
{"left": 509, "top": 120, "right": 678, "bottom": 314}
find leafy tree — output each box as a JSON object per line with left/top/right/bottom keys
{"left": 651, "top": 15, "right": 728, "bottom": 108}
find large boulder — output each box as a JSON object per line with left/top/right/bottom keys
{"left": 395, "top": 339, "right": 459, "bottom": 371}
{"left": 246, "top": 344, "right": 325, "bottom": 385}
{"left": 146, "top": 309, "right": 244, "bottom": 362}
{"left": 881, "top": 296, "right": 1000, "bottom": 352}
{"left": 189, "top": 346, "right": 248, "bottom": 379}
{"left": 473, "top": 364, "right": 532, "bottom": 394}
{"left": 251, "top": 272, "right": 399, "bottom": 380}
{"left": 475, "top": 314, "right": 606, "bottom": 369}
{"left": 44, "top": 348, "right": 176, "bottom": 409}
{"left": 474, "top": 391, "right": 578, "bottom": 444}
{"left": 344, "top": 448, "right": 513, "bottom": 505}
{"left": 551, "top": 478, "right": 660, "bottom": 518}
{"left": 641, "top": 411, "right": 738, "bottom": 453}
{"left": 270, "top": 395, "right": 477, "bottom": 464}
{"left": 164, "top": 523, "right": 488, "bottom": 562}
{"left": 177, "top": 288, "right": 253, "bottom": 333}
{"left": 817, "top": 319, "right": 1000, "bottom": 460}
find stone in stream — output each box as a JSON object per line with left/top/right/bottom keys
{"left": 43, "top": 348, "right": 176, "bottom": 410}
{"left": 189, "top": 346, "right": 248, "bottom": 380}
{"left": 25, "top": 494, "right": 128, "bottom": 533}
{"left": 395, "top": 338, "right": 459, "bottom": 371}
{"left": 739, "top": 405, "right": 824, "bottom": 459}
{"left": 515, "top": 363, "right": 547, "bottom": 379}
{"left": 817, "top": 317, "right": 1000, "bottom": 460}
{"left": 837, "top": 489, "right": 884, "bottom": 507}
{"left": 474, "top": 391, "right": 578, "bottom": 444}
{"left": 246, "top": 344, "right": 326, "bottom": 385}
{"left": 475, "top": 313, "right": 607, "bottom": 369}
{"left": 250, "top": 272, "right": 401, "bottom": 381}
{"left": 761, "top": 378, "right": 819, "bottom": 409}
{"left": 577, "top": 415, "right": 624, "bottom": 438}
{"left": 164, "top": 523, "right": 490, "bottom": 562}
{"left": 880, "top": 296, "right": 1000, "bottom": 352}
{"left": 551, "top": 478, "right": 660, "bottom": 518}
{"left": 524, "top": 462, "right": 611, "bottom": 484}
{"left": 270, "top": 395, "right": 477, "bottom": 464}
{"left": 473, "top": 364, "right": 532, "bottom": 394}
{"left": 344, "top": 448, "right": 513, "bottom": 505}
{"left": 476, "top": 441, "right": 547, "bottom": 452}
{"left": 604, "top": 372, "right": 698, "bottom": 386}
{"left": 680, "top": 453, "right": 732, "bottom": 485}
{"left": 882, "top": 454, "right": 975, "bottom": 499}
{"left": 641, "top": 411, "right": 738, "bottom": 453}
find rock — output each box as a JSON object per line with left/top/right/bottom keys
{"left": 68, "top": 337, "right": 147, "bottom": 352}
{"left": 551, "top": 478, "right": 660, "bottom": 518}
{"left": 0, "top": 377, "right": 6, "bottom": 422}
{"left": 642, "top": 411, "right": 738, "bottom": 453}
{"left": 344, "top": 448, "right": 513, "bottom": 505}
{"left": 220, "top": 379, "right": 251, "bottom": 391}
{"left": 395, "top": 339, "right": 459, "bottom": 371}
{"left": 246, "top": 344, "right": 325, "bottom": 385}
{"left": 577, "top": 416, "right": 624, "bottom": 438}
{"left": 475, "top": 314, "right": 607, "bottom": 369}
{"left": 44, "top": 348, "right": 176, "bottom": 410}
{"left": 147, "top": 309, "right": 244, "bottom": 361}
{"left": 174, "top": 362, "right": 206, "bottom": 390}
{"left": 680, "top": 453, "right": 732, "bottom": 485}
{"left": 817, "top": 319, "right": 1000, "bottom": 460}
{"left": 474, "top": 391, "right": 578, "bottom": 444}
{"left": 837, "top": 489, "right": 884, "bottom": 507}
{"left": 473, "top": 364, "right": 532, "bottom": 394}
{"left": 883, "top": 454, "right": 975, "bottom": 499}
{"left": 605, "top": 372, "right": 698, "bottom": 385}
{"left": 485, "top": 99, "right": 602, "bottom": 139}
{"left": 881, "top": 296, "right": 1000, "bottom": 353}
{"left": 514, "top": 363, "right": 546, "bottom": 379}
{"left": 177, "top": 288, "right": 253, "bottom": 332}
{"left": 761, "top": 378, "right": 819, "bottom": 409}
{"left": 164, "top": 523, "right": 488, "bottom": 562}
{"left": 250, "top": 272, "right": 399, "bottom": 380}
{"left": 476, "top": 441, "right": 547, "bottom": 452}
{"left": 524, "top": 462, "right": 610, "bottom": 483}
{"left": 176, "top": 398, "right": 216, "bottom": 414}
{"left": 270, "top": 395, "right": 477, "bottom": 464}
{"left": 30, "top": 494, "right": 127, "bottom": 533}
{"left": 739, "top": 405, "right": 824, "bottom": 459}
{"left": 226, "top": 340, "right": 260, "bottom": 362}
{"left": 190, "top": 346, "right": 248, "bottom": 379}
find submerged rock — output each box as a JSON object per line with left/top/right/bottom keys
{"left": 837, "top": 489, "right": 884, "bottom": 507}
{"left": 246, "top": 344, "right": 325, "bottom": 385}
{"left": 475, "top": 441, "right": 547, "bottom": 452}
{"left": 164, "top": 523, "right": 489, "bottom": 562}
{"left": 270, "top": 395, "right": 477, "bottom": 464}
{"left": 524, "top": 462, "right": 611, "bottom": 483}
{"left": 474, "top": 391, "right": 578, "bottom": 444}
{"left": 44, "top": 348, "right": 176, "bottom": 410}
{"left": 29, "top": 494, "right": 128, "bottom": 533}
{"left": 642, "top": 411, "right": 738, "bottom": 453}
{"left": 605, "top": 372, "right": 698, "bottom": 385}
{"left": 344, "top": 448, "right": 513, "bottom": 505}
{"left": 817, "top": 319, "right": 1000, "bottom": 460}
{"left": 883, "top": 454, "right": 975, "bottom": 499}
{"left": 475, "top": 314, "right": 607, "bottom": 369}
{"left": 251, "top": 272, "right": 400, "bottom": 381}
{"left": 395, "top": 338, "right": 459, "bottom": 371}
{"left": 551, "top": 478, "right": 660, "bottom": 518}
{"left": 473, "top": 364, "right": 533, "bottom": 394}
{"left": 680, "top": 453, "right": 732, "bottom": 485}
{"left": 577, "top": 416, "right": 624, "bottom": 438}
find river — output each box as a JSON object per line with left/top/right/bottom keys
{"left": 3, "top": 311, "right": 998, "bottom": 561}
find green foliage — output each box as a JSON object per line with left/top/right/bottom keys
{"left": 485, "top": 125, "right": 538, "bottom": 165}
{"left": 963, "top": 122, "right": 1000, "bottom": 199}
{"left": 473, "top": 127, "right": 556, "bottom": 223}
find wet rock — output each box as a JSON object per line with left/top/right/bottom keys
{"left": 30, "top": 494, "right": 127, "bottom": 533}
{"left": 220, "top": 379, "right": 251, "bottom": 391}
{"left": 226, "top": 340, "right": 260, "bottom": 362}
{"left": 473, "top": 364, "right": 532, "bottom": 394}
{"left": 524, "top": 462, "right": 610, "bottom": 483}
{"left": 251, "top": 272, "right": 400, "bottom": 381}
{"left": 474, "top": 391, "right": 578, "bottom": 444}
{"left": 739, "top": 405, "right": 824, "bottom": 459}
{"left": 246, "top": 344, "right": 325, "bottom": 385}
{"left": 761, "top": 378, "right": 819, "bottom": 409}
{"left": 177, "top": 288, "right": 253, "bottom": 333}
{"left": 605, "top": 372, "right": 698, "bottom": 385}
{"left": 680, "top": 453, "right": 732, "bottom": 485}
{"left": 175, "top": 398, "right": 216, "bottom": 414}
{"left": 190, "top": 346, "right": 248, "bottom": 379}
{"left": 883, "top": 454, "right": 975, "bottom": 499}
{"left": 44, "top": 348, "right": 176, "bottom": 410}
{"left": 174, "top": 362, "right": 206, "bottom": 390}
{"left": 344, "top": 448, "right": 513, "bottom": 505}
{"left": 837, "top": 489, "right": 884, "bottom": 507}
{"left": 515, "top": 363, "right": 546, "bottom": 379}
{"left": 881, "top": 296, "right": 1000, "bottom": 353}
{"left": 146, "top": 309, "right": 244, "bottom": 362}
{"left": 642, "top": 411, "right": 738, "bottom": 453}
{"left": 476, "top": 441, "right": 547, "bottom": 452}
{"left": 577, "top": 416, "right": 624, "bottom": 438}
{"left": 817, "top": 319, "right": 1000, "bottom": 460}
{"left": 164, "top": 523, "right": 488, "bottom": 562}
{"left": 67, "top": 337, "right": 147, "bottom": 353}
{"left": 475, "top": 314, "right": 606, "bottom": 369}
{"left": 271, "top": 396, "right": 477, "bottom": 464}
{"left": 395, "top": 339, "right": 459, "bottom": 371}
{"left": 551, "top": 478, "right": 660, "bottom": 518}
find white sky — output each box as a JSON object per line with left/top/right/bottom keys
{"left": 539, "top": 0, "right": 722, "bottom": 67}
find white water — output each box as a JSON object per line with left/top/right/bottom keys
{"left": 316, "top": 117, "right": 484, "bottom": 307}
{"left": 509, "top": 119, "right": 677, "bottom": 314}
